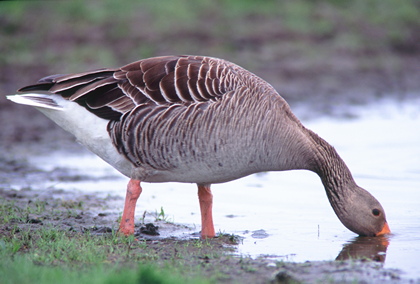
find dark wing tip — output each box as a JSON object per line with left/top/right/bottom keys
{"left": 18, "top": 74, "right": 68, "bottom": 93}
{"left": 18, "top": 83, "right": 54, "bottom": 93}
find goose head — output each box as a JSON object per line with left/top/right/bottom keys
{"left": 332, "top": 185, "right": 390, "bottom": 237}
{"left": 305, "top": 129, "right": 390, "bottom": 237}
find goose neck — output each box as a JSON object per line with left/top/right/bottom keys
{"left": 308, "top": 130, "right": 357, "bottom": 211}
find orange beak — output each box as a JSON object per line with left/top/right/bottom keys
{"left": 376, "top": 222, "right": 391, "bottom": 236}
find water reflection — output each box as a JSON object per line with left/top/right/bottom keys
{"left": 336, "top": 236, "right": 390, "bottom": 262}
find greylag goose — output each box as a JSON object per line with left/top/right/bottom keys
{"left": 7, "top": 55, "right": 390, "bottom": 238}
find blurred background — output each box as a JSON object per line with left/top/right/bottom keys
{"left": 0, "top": 0, "right": 419, "bottom": 151}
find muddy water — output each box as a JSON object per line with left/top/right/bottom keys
{"left": 26, "top": 98, "right": 420, "bottom": 280}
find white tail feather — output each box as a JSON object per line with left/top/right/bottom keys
{"left": 7, "top": 94, "right": 63, "bottom": 110}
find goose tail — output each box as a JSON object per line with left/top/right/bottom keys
{"left": 7, "top": 93, "right": 63, "bottom": 111}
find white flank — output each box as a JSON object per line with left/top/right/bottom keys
{"left": 7, "top": 92, "right": 133, "bottom": 177}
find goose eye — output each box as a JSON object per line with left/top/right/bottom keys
{"left": 372, "top": 209, "right": 381, "bottom": 216}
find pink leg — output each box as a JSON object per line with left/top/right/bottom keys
{"left": 119, "top": 179, "right": 142, "bottom": 235}
{"left": 198, "top": 184, "right": 215, "bottom": 239}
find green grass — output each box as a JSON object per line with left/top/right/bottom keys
{"left": 0, "top": 254, "right": 207, "bottom": 284}
{"left": 0, "top": 197, "right": 235, "bottom": 283}
{"left": 0, "top": 226, "right": 214, "bottom": 284}
{"left": 0, "top": 220, "right": 210, "bottom": 284}
{"left": 154, "top": 206, "right": 173, "bottom": 223}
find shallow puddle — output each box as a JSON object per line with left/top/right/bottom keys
{"left": 24, "top": 98, "right": 420, "bottom": 280}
